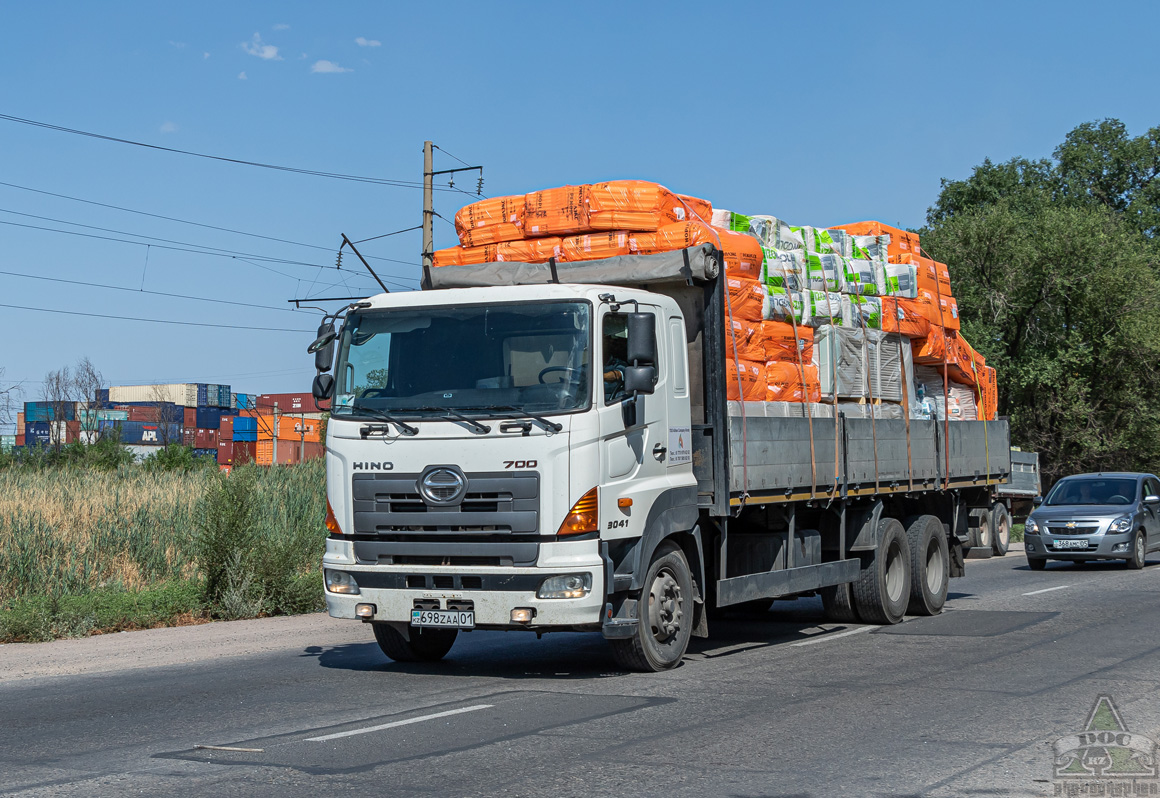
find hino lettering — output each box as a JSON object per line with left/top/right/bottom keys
{"left": 311, "top": 236, "right": 1018, "bottom": 673}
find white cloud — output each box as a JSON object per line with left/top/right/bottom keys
{"left": 238, "top": 71, "right": 248, "bottom": 80}
{"left": 241, "top": 32, "right": 281, "bottom": 60}
{"left": 160, "top": 121, "right": 178, "bottom": 133}
{"left": 355, "top": 36, "right": 381, "bottom": 47}
{"left": 169, "top": 40, "right": 187, "bottom": 49}
{"left": 203, "top": 52, "right": 210, "bottom": 59}
{"left": 311, "top": 60, "right": 351, "bottom": 74}
{"left": 273, "top": 23, "right": 290, "bottom": 31}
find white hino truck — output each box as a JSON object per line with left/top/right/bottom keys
{"left": 309, "top": 245, "right": 1012, "bottom": 672}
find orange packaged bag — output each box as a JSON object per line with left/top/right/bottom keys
{"left": 880, "top": 296, "right": 932, "bottom": 338}
{"left": 831, "top": 221, "right": 921, "bottom": 262}
{"left": 634, "top": 220, "right": 718, "bottom": 254}
{"left": 432, "top": 244, "right": 498, "bottom": 268}
{"left": 725, "top": 276, "right": 766, "bottom": 322}
{"left": 676, "top": 193, "right": 713, "bottom": 223}
{"left": 586, "top": 180, "right": 684, "bottom": 231}
{"left": 524, "top": 185, "right": 589, "bottom": 237}
{"left": 560, "top": 231, "right": 633, "bottom": 262}
{"left": 912, "top": 325, "right": 950, "bottom": 365}
{"left": 726, "top": 358, "right": 766, "bottom": 401}
{"left": 727, "top": 319, "right": 766, "bottom": 361}
{"left": 454, "top": 195, "right": 526, "bottom": 246}
{"left": 761, "top": 321, "right": 813, "bottom": 362}
{"left": 765, "top": 361, "right": 821, "bottom": 403}
{"left": 432, "top": 246, "right": 463, "bottom": 268}
{"left": 978, "top": 366, "right": 998, "bottom": 420}
{"left": 495, "top": 237, "right": 563, "bottom": 262}
{"left": 716, "top": 228, "right": 764, "bottom": 280}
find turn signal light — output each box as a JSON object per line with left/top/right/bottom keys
{"left": 324, "top": 498, "right": 342, "bottom": 535}
{"left": 557, "top": 487, "right": 598, "bottom": 536}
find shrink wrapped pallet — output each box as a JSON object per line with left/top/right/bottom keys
{"left": 915, "top": 367, "right": 977, "bottom": 421}
{"left": 675, "top": 193, "right": 713, "bottom": 223}
{"left": 839, "top": 402, "right": 906, "bottom": 420}
{"left": 866, "top": 330, "right": 905, "bottom": 403}
{"left": 726, "top": 276, "right": 768, "bottom": 323}
{"left": 793, "top": 225, "right": 839, "bottom": 255}
{"left": 766, "top": 287, "right": 809, "bottom": 324}
{"left": 766, "top": 361, "right": 822, "bottom": 403}
{"left": 879, "top": 296, "right": 932, "bottom": 338}
{"left": 842, "top": 295, "right": 883, "bottom": 330}
{"left": 803, "top": 252, "right": 845, "bottom": 292}
{"left": 831, "top": 221, "right": 921, "bottom": 261}
{"left": 716, "top": 211, "right": 803, "bottom": 251}
{"left": 827, "top": 228, "right": 853, "bottom": 258}
{"left": 881, "top": 261, "right": 919, "bottom": 298}
{"left": 586, "top": 180, "right": 685, "bottom": 231}
{"left": 851, "top": 234, "right": 890, "bottom": 261}
{"left": 842, "top": 258, "right": 882, "bottom": 295}
{"left": 813, "top": 325, "right": 866, "bottom": 399}
{"left": 454, "top": 195, "right": 526, "bottom": 246}
{"left": 762, "top": 248, "right": 804, "bottom": 291}
{"left": 727, "top": 319, "right": 767, "bottom": 361}
{"left": 561, "top": 231, "right": 633, "bottom": 262}
{"left": 726, "top": 358, "right": 766, "bottom": 401}
{"left": 805, "top": 290, "right": 843, "bottom": 327}
{"left": 762, "top": 321, "right": 813, "bottom": 362}
{"left": 524, "top": 185, "right": 589, "bottom": 237}
{"left": 716, "top": 228, "right": 764, "bottom": 280}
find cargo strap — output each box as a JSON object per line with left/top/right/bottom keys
{"left": 920, "top": 244, "right": 952, "bottom": 490}
{"left": 547, "top": 257, "right": 560, "bottom": 284}
{"left": 783, "top": 261, "right": 817, "bottom": 499}
{"left": 720, "top": 237, "right": 749, "bottom": 514}
{"left": 853, "top": 296, "right": 880, "bottom": 494}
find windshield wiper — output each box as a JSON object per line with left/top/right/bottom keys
{"left": 477, "top": 405, "right": 563, "bottom": 433}
{"left": 418, "top": 406, "right": 491, "bottom": 435}
{"left": 351, "top": 406, "right": 419, "bottom": 437}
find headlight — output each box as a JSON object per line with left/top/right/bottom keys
{"left": 1109, "top": 515, "right": 1133, "bottom": 534}
{"left": 325, "top": 569, "right": 360, "bottom": 595}
{"left": 1025, "top": 517, "right": 1039, "bottom": 535}
{"left": 537, "top": 573, "right": 592, "bottom": 599}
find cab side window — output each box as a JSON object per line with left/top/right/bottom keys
{"left": 602, "top": 314, "right": 628, "bottom": 405}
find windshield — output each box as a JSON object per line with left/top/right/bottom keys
{"left": 1044, "top": 478, "right": 1138, "bottom": 506}
{"left": 331, "top": 300, "right": 591, "bottom": 417}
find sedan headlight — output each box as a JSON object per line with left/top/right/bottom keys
{"left": 1025, "top": 517, "right": 1039, "bottom": 535}
{"left": 1108, "top": 515, "right": 1133, "bottom": 534}
{"left": 537, "top": 573, "right": 592, "bottom": 599}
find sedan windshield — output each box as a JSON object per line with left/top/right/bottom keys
{"left": 1044, "top": 478, "right": 1138, "bottom": 506}
{"left": 331, "top": 301, "right": 591, "bottom": 418}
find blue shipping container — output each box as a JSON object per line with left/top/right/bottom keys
{"left": 232, "top": 430, "right": 258, "bottom": 442}
{"left": 233, "top": 416, "right": 257, "bottom": 433}
{"left": 196, "top": 384, "right": 209, "bottom": 407}
{"left": 96, "top": 388, "right": 110, "bottom": 405}
{"left": 195, "top": 407, "right": 223, "bottom": 430}
{"left": 217, "top": 385, "right": 231, "bottom": 407}
{"left": 24, "top": 401, "right": 76, "bottom": 422}
{"left": 104, "top": 420, "right": 181, "bottom": 445}
{"left": 234, "top": 393, "right": 251, "bottom": 410}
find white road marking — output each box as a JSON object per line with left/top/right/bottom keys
{"left": 1023, "top": 585, "right": 1069, "bottom": 596}
{"left": 305, "top": 704, "right": 493, "bottom": 742}
{"left": 791, "top": 626, "right": 872, "bottom": 647}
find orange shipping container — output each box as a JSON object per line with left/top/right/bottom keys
{"left": 762, "top": 321, "right": 813, "bottom": 362}
{"left": 256, "top": 440, "right": 325, "bottom": 466}
{"left": 256, "top": 415, "right": 321, "bottom": 442}
{"left": 585, "top": 180, "right": 684, "bottom": 232}
{"left": 524, "top": 185, "right": 589, "bottom": 237}
{"left": 726, "top": 319, "right": 766, "bottom": 361}
{"left": 765, "top": 361, "right": 821, "bottom": 403}
{"left": 831, "top": 220, "right": 922, "bottom": 262}
{"left": 725, "top": 276, "right": 766, "bottom": 322}
{"left": 726, "top": 358, "right": 765, "bottom": 401}
{"left": 454, "top": 195, "right": 525, "bottom": 246}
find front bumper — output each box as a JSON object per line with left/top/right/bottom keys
{"left": 323, "top": 538, "right": 605, "bottom": 631}
{"left": 1024, "top": 531, "right": 1134, "bottom": 560}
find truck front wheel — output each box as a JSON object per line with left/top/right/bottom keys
{"left": 372, "top": 622, "right": 457, "bottom": 663}
{"left": 610, "top": 542, "right": 693, "bottom": 672}
{"left": 852, "top": 518, "right": 911, "bottom": 624}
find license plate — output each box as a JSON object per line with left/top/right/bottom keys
{"left": 411, "top": 610, "right": 474, "bottom": 628}
{"left": 1054, "top": 539, "right": 1088, "bottom": 549}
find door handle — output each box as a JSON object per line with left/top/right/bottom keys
{"left": 653, "top": 443, "right": 667, "bottom": 461}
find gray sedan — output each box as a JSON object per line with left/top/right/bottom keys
{"left": 1024, "top": 473, "right": 1160, "bottom": 570}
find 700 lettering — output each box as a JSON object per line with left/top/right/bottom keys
{"left": 503, "top": 460, "right": 537, "bottom": 469}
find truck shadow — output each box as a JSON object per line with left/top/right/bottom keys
{"left": 303, "top": 596, "right": 846, "bottom": 679}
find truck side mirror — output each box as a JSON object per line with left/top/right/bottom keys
{"left": 311, "top": 322, "right": 337, "bottom": 372}
{"left": 312, "top": 373, "right": 335, "bottom": 403}
{"left": 623, "top": 365, "right": 657, "bottom": 396}
{"left": 626, "top": 312, "right": 657, "bottom": 365}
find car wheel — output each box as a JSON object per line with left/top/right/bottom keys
{"left": 1027, "top": 558, "right": 1047, "bottom": 571}
{"left": 1128, "top": 531, "right": 1146, "bottom": 570}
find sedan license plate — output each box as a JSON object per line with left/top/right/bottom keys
{"left": 1054, "top": 539, "right": 1088, "bottom": 549}
{"left": 411, "top": 609, "right": 474, "bottom": 629}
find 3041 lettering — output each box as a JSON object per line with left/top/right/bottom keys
{"left": 606, "top": 519, "right": 629, "bottom": 530}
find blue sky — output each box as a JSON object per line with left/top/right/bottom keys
{"left": 2, "top": 1, "right": 1158, "bottom": 426}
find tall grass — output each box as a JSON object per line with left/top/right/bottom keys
{"left": 0, "top": 459, "right": 326, "bottom": 638}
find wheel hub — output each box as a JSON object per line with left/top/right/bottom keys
{"left": 648, "top": 570, "right": 683, "bottom": 643}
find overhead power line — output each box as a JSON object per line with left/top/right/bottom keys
{"left": 0, "top": 302, "right": 313, "bottom": 332}
{"left": 0, "top": 113, "right": 472, "bottom": 191}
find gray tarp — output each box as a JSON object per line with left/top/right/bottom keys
{"left": 427, "top": 244, "right": 721, "bottom": 289}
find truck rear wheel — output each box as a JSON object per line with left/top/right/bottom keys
{"left": 968, "top": 508, "right": 992, "bottom": 549}
{"left": 990, "top": 503, "right": 1011, "bottom": 556}
{"left": 610, "top": 542, "right": 693, "bottom": 672}
{"left": 372, "top": 622, "right": 457, "bottom": 663}
{"left": 820, "top": 582, "right": 859, "bottom": 623}
{"left": 852, "top": 518, "right": 911, "bottom": 624}
{"left": 905, "top": 515, "right": 948, "bottom": 616}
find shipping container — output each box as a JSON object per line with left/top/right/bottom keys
{"left": 15, "top": 434, "right": 25, "bottom": 447}
{"left": 99, "top": 420, "right": 181, "bottom": 445}
{"left": 24, "top": 401, "right": 77, "bottom": 422}
{"left": 96, "top": 388, "right": 110, "bottom": 405}
{"left": 217, "top": 439, "right": 258, "bottom": 465}
{"left": 256, "top": 415, "right": 321, "bottom": 442}
{"left": 182, "top": 429, "right": 196, "bottom": 447}
{"left": 65, "top": 420, "right": 81, "bottom": 443}
{"left": 109, "top": 384, "right": 200, "bottom": 407}
{"left": 195, "top": 407, "right": 223, "bottom": 430}
{"left": 16, "top": 411, "right": 24, "bottom": 435}
{"left": 0, "top": 434, "right": 15, "bottom": 453}
{"left": 219, "top": 415, "right": 234, "bottom": 438}
{"left": 256, "top": 393, "right": 319, "bottom": 413}
{"left": 233, "top": 430, "right": 258, "bottom": 442}
{"left": 193, "top": 448, "right": 218, "bottom": 458}
{"left": 194, "top": 428, "right": 219, "bottom": 449}
{"left": 217, "top": 385, "right": 231, "bottom": 407}
{"left": 256, "top": 439, "right": 325, "bottom": 465}
{"left": 183, "top": 407, "right": 197, "bottom": 428}
{"left": 233, "top": 416, "right": 257, "bottom": 434}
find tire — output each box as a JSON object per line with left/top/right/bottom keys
{"left": 852, "top": 518, "right": 911, "bottom": 624}
{"left": 990, "top": 503, "right": 1011, "bottom": 556}
{"left": 968, "top": 508, "right": 992, "bottom": 549}
{"left": 820, "top": 581, "right": 859, "bottom": 623}
{"left": 372, "top": 622, "right": 457, "bottom": 663}
{"left": 1027, "top": 558, "right": 1047, "bottom": 571}
{"left": 905, "top": 515, "right": 949, "bottom": 616}
{"left": 610, "top": 542, "right": 693, "bottom": 672}
{"left": 1128, "top": 530, "right": 1146, "bottom": 570}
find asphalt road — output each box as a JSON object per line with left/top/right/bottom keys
{"left": 4, "top": 547, "right": 1160, "bottom": 797}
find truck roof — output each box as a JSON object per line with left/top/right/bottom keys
{"left": 358, "top": 282, "right": 664, "bottom": 310}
